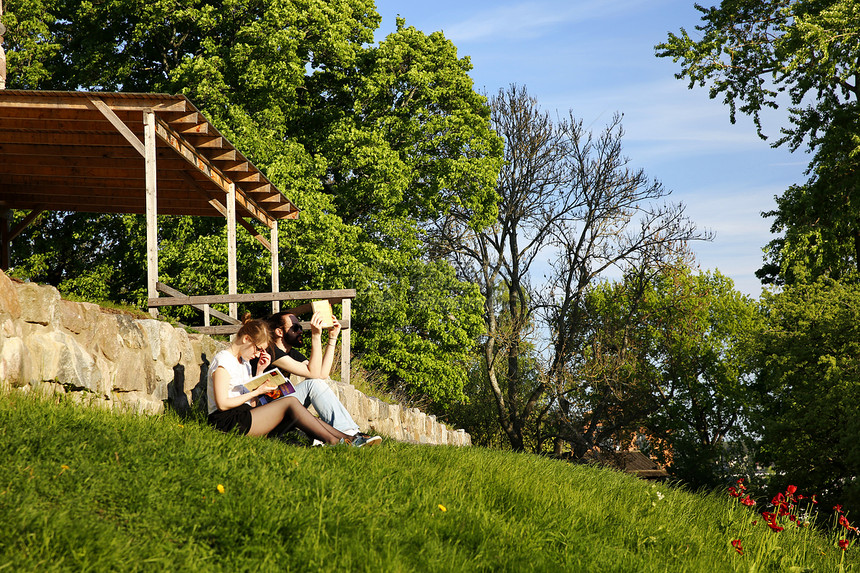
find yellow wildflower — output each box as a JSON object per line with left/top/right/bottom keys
{"left": 217, "top": 484, "right": 225, "bottom": 494}
{"left": 438, "top": 504, "right": 447, "bottom": 512}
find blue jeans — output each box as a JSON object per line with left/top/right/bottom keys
{"left": 292, "top": 378, "right": 359, "bottom": 435}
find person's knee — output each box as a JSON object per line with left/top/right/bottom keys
{"left": 279, "top": 396, "right": 302, "bottom": 411}
{"left": 304, "top": 378, "right": 332, "bottom": 397}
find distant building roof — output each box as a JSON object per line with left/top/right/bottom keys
{"left": 583, "top": 450, "right": 670, "bottom": 480}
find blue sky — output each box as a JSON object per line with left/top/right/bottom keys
{"left": 372, "top": 0, "right": 809, "bottom": 297}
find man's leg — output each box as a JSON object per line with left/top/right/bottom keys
{"left": 295, "top": 378, "right": 360, "bottom": 435}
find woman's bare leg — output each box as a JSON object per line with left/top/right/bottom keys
{"left": 248, "top": 397, "right": 341, "bottom": 443}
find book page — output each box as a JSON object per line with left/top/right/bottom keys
{"left": 243, "top": 368, "right": 289, "bottom": 391}
{"left": 255, "top": 378, "right": 298, "bottom": 406}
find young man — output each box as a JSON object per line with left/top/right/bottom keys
{"left": 252, "top": 310, "right": 381, "bottom": 447}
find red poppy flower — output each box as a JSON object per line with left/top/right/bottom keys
{"left": 838, "top": 515, "right": 858, "bottom": 532}
{"left": 728, "top": 486, "right": 740, "bottom": 498}
{"left": 772, "top": 493, "right": 785, "bottom": 506}
{"left": 839, "top": 539, "right": 850, "bottom": 550}
{"left": 786, "top": 485, "right": 797, "bottom": 495}
{"left": 731, "top": 539, "right": 744, "bottom": 555}
{"left": 761, "top": 511, "right": 784, "bottom": 532}
{"left": 741, "top": 495, "right": 755, "bottom": 507}
{"left": 834, "top": 504, "right": 843, "bottom": 513}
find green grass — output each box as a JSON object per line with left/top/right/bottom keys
{"left": 1, "top": 392, "right": 857, "bottom": 572}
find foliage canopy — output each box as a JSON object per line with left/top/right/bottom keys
{"left": 657, "top": 0, "right": 860, "bottom": 284}
{"left": 754, "top": 278, "right": 860, "bottom": 511}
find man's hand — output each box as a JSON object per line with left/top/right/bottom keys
{"left": 309, "top": 310, "right": 325, "bottom": 336}
{"left": 328, "top": 316, "right": 342, "bottom": 342}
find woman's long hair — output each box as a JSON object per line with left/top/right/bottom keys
{"left": 235, "top": 317, "right": 270, "bottom": 347}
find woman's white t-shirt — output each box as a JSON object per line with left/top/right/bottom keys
{"left": 207, "top": 349, "right": 253, "bottom": 415}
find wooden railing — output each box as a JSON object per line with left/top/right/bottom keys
{"left": 148, "top": 283, "right": 356, "bottom": 384}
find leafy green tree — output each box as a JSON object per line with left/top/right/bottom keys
{"left": 753, "top": 279, "right": 860, "bottom": 511}
{"left": 643, "top": 269, "right": 760, "bottom": 487}
{"left": 3, "top": 0, "right": 502, "bottom": 404}
{"left": 757, "top": 116, "right": 860, "bottom": 285}
{"left": 656, "top": 0, "right": 860, "bottom": 285}
{"left": 550, "top": 266, "right": 759, "bottom": 488}
{"left": 656, "top": 0, "right": 860, "bottom": 147}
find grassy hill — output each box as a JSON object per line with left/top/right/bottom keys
{"left": 1, "top": 392, "right": 856, "bottom": 572}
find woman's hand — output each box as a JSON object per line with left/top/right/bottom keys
{"left": 255, "top": 348, "right": 271, "bottom": 377}
{"left": 253, "top": 380, "right": 278, "bottom": 398}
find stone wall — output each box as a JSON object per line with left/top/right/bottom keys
{"left": 0, "top": 270, "right": 470, "bottom": 446}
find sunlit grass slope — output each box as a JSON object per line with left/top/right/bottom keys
{"left": 1, "top": 393, "right": 856, "bottom": 572}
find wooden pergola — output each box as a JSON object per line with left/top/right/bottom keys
{"left": 0, "top": 89, "right": 355, "bottom": 382}
{"left": 0, "top": 89, "right": 298, "bottom": 314}
{"left": 0, "top": 90, "right": 355, "bottom": 382}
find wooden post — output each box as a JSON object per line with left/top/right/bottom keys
{"left": 226, "top": 182, "right": 237, "bottom": 319}
{"left": 0, "top": 0, "right": 7, "bottom": 90}
{"left": 144, "top": 110, "right": 158, "bottom": 317}
{"left": 0, "top": 209, "right": 10, "bottom": 270}
{"left": 271, "top": 220, "right": 279, "bottom": 313}
{"left": 341, "top": 298, "right": 351, "bottom": 384}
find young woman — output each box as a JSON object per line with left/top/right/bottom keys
{"left": 206, "top": 318, "right": 356, "bottom": 444}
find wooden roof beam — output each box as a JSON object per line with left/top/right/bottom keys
{"left": 206, "top": 149, "right": 238, "bottom": 161}
{"left": 0, "top": 93, "right": 189, "bottom": 113}
{"left": 0, "top": 175, "right": 219, "bottom": 193}
{"left": 88, "top": 97, "right": 145, "bottom": 157}
{"left": 0, "top": 144, "right": 194, "bottom": 161}
{"left": 8, "top": 208, "right": 47, "bottom": 241}
{"left": 154, "top": 117, "right": 276, "bottom": 228}
{"left": 0, "top": 131, "right": 138, "bottom": 146}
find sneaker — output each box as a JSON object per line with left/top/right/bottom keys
{"left": 351, "top": 435, "right": 382, "bottom": 448}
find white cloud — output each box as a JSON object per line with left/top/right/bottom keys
{"left": 442, "top": 0, "right": 655, "bottom": 43}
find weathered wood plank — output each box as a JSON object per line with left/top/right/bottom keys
{"left": 89, "top": 97, "right": 145, "bottom": 157}
{"left": 156, "top": 282, "right": 240, "bottom": 325}
{"left": 147, "top": 289, "right": 356, "bottom": 307}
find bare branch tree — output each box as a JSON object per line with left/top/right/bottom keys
{"left": 431, "top": 84, "right": 711, "bottom": 451}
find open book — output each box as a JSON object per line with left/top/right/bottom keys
{"left": 243, "top": 369, "right": 297, "bottom": 406}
